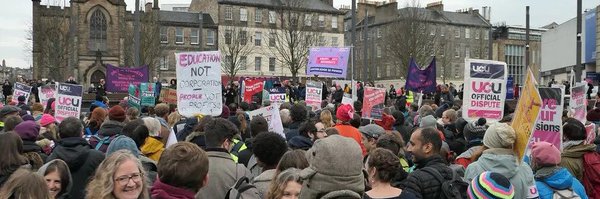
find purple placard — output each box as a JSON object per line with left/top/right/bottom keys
{"left": 106, "top": 64, "right": 149, "bottom": 93}
{"left": 306, "top": 47, "right": 350, "bottom": 78}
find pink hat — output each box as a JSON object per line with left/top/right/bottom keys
{"left": 531, "top": 141, "right": 561, "bottom": 166}
{"left": 39, "top": 114, "right": 56, "bottom": 127}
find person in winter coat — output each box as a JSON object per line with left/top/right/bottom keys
{"left": 2, "top": 80, "right": 12, "bottom": 102}
{"left": 455, "top": 118, "right": 487, "bottom": 168}
{"left": 151, "top": 142, "right": 209, "bottom": 199}
{"left": 400, "top": 127, "right": 453, "bottom": 199}
{"left": 464, "top": 123, "right": 539, "bottom": 199}
{"left": 560, "top": 118, "right": 598, "bottom": 183}
{"left": 284, "top": 104, "right": 308, "bottom": 141}
{"left": 0, "top": 168, "right": 51, "bottom": 199}
{"left": 141, "top": 117, "right": 165, "bottom": 162}
{"left": 37, "top": 159, "right": 72, "bottom": 199}
{"left": 332, "top": 85, "right": 344, "bottom": 104}
{"left": 47, "top": 117, "right": 105, "bottom": 199}
{"left": 106, "top": 135, "right": 158, "bottom": 185}
{"left": 195, "top": 118, "right": 254, "bottom": 199}
{"left": 252, "top": 132, "right": 288, "bottom": 198}
{"left": 14, "top": 120, "right": 47, "bottom": 170}
{"left": 88, "top": 105, "right": 126, "bottom": 153}
{"left": 85, "top": 108, "right": 107, "bottom": 138}
{"left": 334, "top": 104, "right": 367, "bottom": 156}
{"left": 0, "top": 132, "right": 31, "bottom": 187}
{"left": 531, "top": 141, "right": 588, "bottom": 199}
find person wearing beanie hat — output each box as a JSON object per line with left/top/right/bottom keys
{"left": 456, "top": 118, "right": 488, "bottom": 169}
{"left": 299, "top": 135, "right": 365, "bottom": 199}
{"left": 15, "top": 120, "right": 47, "bottom": 170}
{"left": 88, "top": 105, "right": 126, "bottom": 153}
{"left": 16, "top": 95, "right": 31, "bottom": 112}
{"left": 530, "top": 142, "right": 588, "bottom": 199}
{"left": 106, "top": 135, "right": 159, "bottom": 185}
{"left": 334, "top": 104, "right": 367, "bottom": 156}
{"left": 419, "top": 115, "right": 438, "bottom": 128}
{"left": 465, "top": 123, "right": 538, "bottom": 199}
{"left": 467, "top": 171, "right": 515, "bottom": 199}
{"left": 374, "top": 112, "right": 395, "bottom": 131}
{"left": 39, "top": 114, "right": 56, "bottom": 127}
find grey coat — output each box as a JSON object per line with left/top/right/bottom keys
{"left": 195, "top": 149, "right": 253, "bottom": 199}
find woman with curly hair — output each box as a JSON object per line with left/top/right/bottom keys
{"left": 319, "top": 109, "right": 335, "bottom": 128}
{"left": 0, "top": 168, "right": 51, "bottom": 199}
{"left": 266, "top": 168, "right": 303, "bottom": 199}
{"left": 363, "top": 148, "right": 416, "bottom": 199}
{"left": 86, "top": 150, "right": 150, "bottom": 199}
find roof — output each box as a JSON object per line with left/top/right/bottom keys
{"left": 217, "top": 0, "right": 343, "bottom": 14}
{"left": 158, "top": 11, "right": 216, "bottom": 26}
{"left": 393, "top": 7, "right": 490, "bottom": 27}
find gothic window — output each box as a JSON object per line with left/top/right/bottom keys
{"left": 89, "top": 9, "right": 107, "bottom": 51}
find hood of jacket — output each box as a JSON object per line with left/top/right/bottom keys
{"left": 535, "top": 167, "right": 573, "bottom": 190}
{"left": 151, "top": 178, "right": 196, "bottom": 199}
{"left": 22, "top": 140, "right": 43, "bottom": 153}
{"left": 37, "top": 159, "right": 73, "bottom": 198}
{"left": 253, "top": 169, "right": 276, "bottom": 183}
{"left": 476, "top": 148, "right": 520, "bottom": 178}
{"left": 561, "top": 143, "right": 596, "bottom": 158}
{"left": 288, "top": 136, "right": 313, "bottom": 150}
{"left": 97, "top": 120, "right": 124, "bottom": 136}
{"left": 141, "top": 137, "right": 164, "bottom": 155}
{"left": 91, "top": 101, "right": 107, "bottom": 109}
{"left": 52, "top": 137, "right": 93, "bottom": 172}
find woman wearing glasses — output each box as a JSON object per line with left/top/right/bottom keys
{"left": 86, "top": 150, "right": 150, "bottom": 199}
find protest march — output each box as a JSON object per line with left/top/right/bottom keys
{"left": 1, "top": 48, "right": 600, "bottom": 199}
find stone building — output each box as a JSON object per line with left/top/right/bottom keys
{"left": 344, "top": 1, "right": 491, "bottom": 83}
{"left": 31, "top": 0, "right": 217, "bottom": 88}
{"left": 492, "top": 25, "right": 545, "bottom": 85}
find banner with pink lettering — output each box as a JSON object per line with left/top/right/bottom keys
{"left": 569, "top": 82, "right": 587, "bottom": 123}
{"left": 525, "top": 87, "right": 564, "bottom": 159}
{"left": 305, "top": 81, "right": 323, "bottom": 111}
{"left": 106, "top": 64, "right": 149, "bottom": 93}
{"left": 55, "top": 83, "right": 83, "bottom": 123}
{"left": 462, "top": 59, "right": 508, "bottom": 122}
{"left": 306, "top": 47, "right": 350, "bottom": 78}
{"left": 269, "top": 87, "right": 287, "bottom": 107}
{"left": 175, "top": 51, "right": 223, "bottom": 117}
{"left": 38, "top": 84, "right": 56, "bottom": 110}
{"left": 12, "top": 82, "right": 31, "bottom": 104}
{"left": 361, "top": 87, "right": 386, "bottom": 120}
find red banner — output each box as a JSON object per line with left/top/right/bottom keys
{"left": 361, "top": 87, "right": 386, "bottom": 120}
{"left": 243, "top": 79, "right": 264, "bottom": 103}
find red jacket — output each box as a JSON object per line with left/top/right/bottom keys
{"left": 335, "top": 124, "right": 367, "bottom": 156}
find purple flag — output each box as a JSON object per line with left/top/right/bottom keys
{"left": 106, "top": 64, "right": 149, "bottom": 93}
{"left": 405, "top": 57, "right": 437, "bottom": 94}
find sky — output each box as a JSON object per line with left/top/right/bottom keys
{"left": 0, "top": 0, "right": 597, "bottom": 69}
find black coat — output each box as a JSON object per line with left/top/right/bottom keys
{"left": 2, "top": 82, "right": 12, "bottom": 96}
{"left": 332, "top": 89, "right": 344, "bottom": 104}
{"left": 399, "top": 155, "right": 453, "bottom": 199}
{"left": 23, "top": 140, "right": 48, "bottom": 163}
{"left": 47, "top": 137, "right": 105, "bottom": 199}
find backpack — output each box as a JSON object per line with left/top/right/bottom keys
{"left": 90, "top": 135, "right": 118, "bottom": 152}
{"left": 582, "top": 151, "right": 600, "bottom": 198}
{"left": 224, "top": 176, "right": 260, "bottom": 199}
{"left": 540, "top": 181, "right": 581, "bottom": 199}
{"left": 422, "top": 167, "right": 468, "bottom": 199}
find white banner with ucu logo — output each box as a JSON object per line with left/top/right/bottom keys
{"left": 462, "top": 59, "right": 508, "bottom": 122}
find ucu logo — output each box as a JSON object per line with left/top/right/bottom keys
{"left": 271, "top": 95, "right": 285, "bottom": 101}
{"left": 472, "top": 65, "right": 490, "bottom": 73}
{"left": 59, "top": 85, "right": 71, "bottom": 92}
{"left": 472, "top": 82, "right": 502, "bottom": 94}
{"left": 58, "top": 97, "right": 80, "bottom": 106}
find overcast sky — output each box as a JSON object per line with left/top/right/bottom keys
{"left": 0, "top": 0, "right": 597, "bottom": 69}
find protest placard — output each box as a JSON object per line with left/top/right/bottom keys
{"left": 525, "top": 87, "right": 563, "bottom": 160}
{"left": 248, "top": 105, "right": 285, "bottom": 138}
{"left": 55, "top": 83, "right": 83, "bottom": 123}
{"left": 38, "top": 84, "right": 56, "bottom": 110}
{"left": 12, "top": 82, "right": 31, "bottom": 104}
{"left": 243, "top": 79, "right": 264, "bottom": 103}
{"left": 305, "top": 81, "right": 323, "bottom": 111}
{"left": 106, "top": 64, "right": 149, "bottom": 92}
{"left": 159, "top": 88, "right": 177, "bottom": 104}
{"left": 128, "top": 84, "right": 141, "bottom": 110}
{"left": 361, "top": 87, "right": 386, "bottom": 120}
{"left": 512, "top": 69, "right": 542, "bottom": 161}
{"left": 585, "top": 123, "right": 597, "bottom": 145}
{"left": 269, "top": 87, "right": 287, "bottom": 107}
{"left": 569, "top": 82, "right": 587, "bottom": 123}
{"left": 140, "top": 82, "right": 155, "bottom": 107}
{"left": 342, "top": 94, "right": 353, "bottom": 108}
{"left": 462, "top": 59, "right": 507, "bottom": 122}
{"left": 176, "top": 51, "right": 222, "bottom": 117}
{"left": 306, "top": 47, "right": 350, "bottom": 78}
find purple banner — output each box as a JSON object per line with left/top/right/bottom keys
{"left": 306, "top": 47, "right": 350, "bottom": 78}
{"left": 405, "top": 57, "right": 437, "bottom": 94}
{"left": 106, "top": 64, "right": 149, "bottom": 93}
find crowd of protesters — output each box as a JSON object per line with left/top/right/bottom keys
{"left": 0, "top": 77, "right": 599, "bottom": 199}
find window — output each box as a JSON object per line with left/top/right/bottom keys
{"left": 225, "top": 30, "right": 232, "bottom": 44}
{"left": 430, "top": 28, "right": 435, "bottom": 36}
{"left": 255, "top": 9, "right": 262, "bottom": 23}
{"left": 269, "top": 32, "right": 276, "bottom": 47}
{"left": 318, "top": 36, "right": 325, "bottom": 46}
{"left": 377, "top": 28, "right": 381, "bottom": 38}
{"left": 332, "top": 15, "right": 338, "bottom": 29}
{"left": 160, "top": 27, "right": 168, "bottom": 43}
{"left": 240, "top": 31, "right": 247, "bottom": 45}
{"left": 269, "top": 57, "right": 275, "bottom": 71}
{"left": 190, "top": 28, "right": 199, "bottom": 44}
{"left": 465, "top": 28, "right": 470, "bottom": 39}
{"left": 240, "top": 56, "right": 247, "bottom": 70}
{"left": 159, "top": 56, "right": 169, "bottom": 70}
{"left": 475, "top": 31, "right": 480, "bottom": 39}
{"left": 206, "top": 30, "right": 215, "bottom": 45}
{"left": 455, "top": 28, "right": 460, "bottom": 38}
{"left": 89, "top": 9, "right": 107, "bottom": 51}
{"left": 484, "top": 32, "right": 489, "bottom": 40}
{"left": 304, "top": 14, "right": 312, "bottom": 26}
{"left": 254, "top": 57, "right": 262, "bottom": 71}
{"left": 175, "top": 27, "right": 184, "bottom": 44}
{"left": 331, "top": 37, "right": 338, "bottom": 46}
{"left": 240, "top": 8, "right": 248, "bottom": 22}
{"left": 318, "top": 15, "right": 325, "bottom": 27}
{"left": 269, "top": 10, "right": 276, "bottom": 24}
{"left": 255, "top": 32, "right": 262, "bottom": 46}
{"left": 377, "top": 45, "right": 381, "bottom": 57}
{"left": 454, "top": 46, "right": 460, "bottom": 57}
{"left": 465, "top": 46, "right": 470, "bottom": 58}
{"left": 225, "top": 6, "right": 233, "bottom": 21}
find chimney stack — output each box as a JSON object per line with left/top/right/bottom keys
{"left": 145, "top": 2, "right": 152, "bottom": 11}
{"left": 426, "top": 1, "right": 443, "bottom": 12}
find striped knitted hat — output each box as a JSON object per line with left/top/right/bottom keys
{"left": 468, "top": 171, "right": 515, "bottom": 199}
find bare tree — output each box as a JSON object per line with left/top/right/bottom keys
{"left": 383, "top": 1, "right": 436, "bottom": 78}
{"left": 220, "top": 26, "right": 254, "bottom": 83}
{"left": 27, "top": 10, "right": 70, "bottom": 81}
{"left": 123, "top": 11, "right": 161, "bottom": 69}
{"left": 266, "top": 0, "right": 321, "bottom": 82}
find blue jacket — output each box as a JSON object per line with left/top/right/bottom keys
{"left": 535, "top": 167, "right": 588, "bottom": 199}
